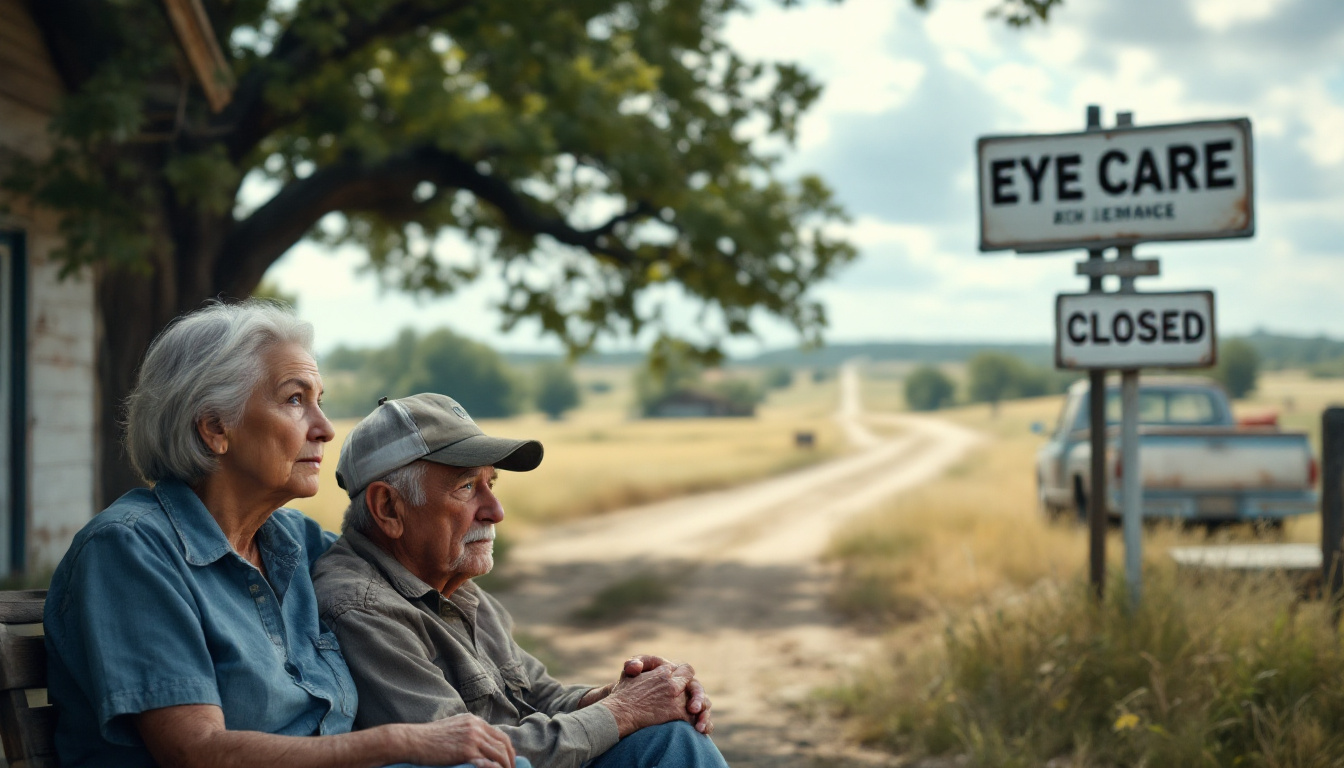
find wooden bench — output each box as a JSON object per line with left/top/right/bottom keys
{"left": 0, "top": 590, "right": 55, "bottom": 768}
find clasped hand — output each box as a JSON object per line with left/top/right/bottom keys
{"left": 596, "top": 654, "right": 714, "bottom": 736}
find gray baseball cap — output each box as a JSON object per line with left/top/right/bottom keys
{"left": 335, "top": 393, "right": 544, "bottom": 497}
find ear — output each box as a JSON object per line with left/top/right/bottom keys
{"left": 196, "top": 414, "right": 228, "bottom": 456}
{"left": 365, "top": 482, "right": 406, "bottom": 540}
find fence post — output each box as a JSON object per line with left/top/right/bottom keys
{"left": 1322, "top": 408, "right": 1344, "bottom": 619}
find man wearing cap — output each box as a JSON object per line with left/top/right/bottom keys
{"left": 312, "top": 394, "right": 728, "bottom": 768}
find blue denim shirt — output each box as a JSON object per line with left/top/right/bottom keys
{"left": 45, "top": 480, "right": 356, "bottom": 767}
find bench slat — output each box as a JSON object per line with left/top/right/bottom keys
{"left": 0, "top": 591, "right": 46, "bottom": 625}
{"left": 0, "top": 631, "right": 46, "bottom": 691}
{"left": 0, "top": 692, "right": 56, "bottom": 766}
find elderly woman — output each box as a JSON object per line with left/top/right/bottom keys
{"left": 44, "top": 301, "right": 525, "bottom": 768}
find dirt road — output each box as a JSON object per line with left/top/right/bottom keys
{"left": 494, "top": 365, "right": 981, "bottom": 766}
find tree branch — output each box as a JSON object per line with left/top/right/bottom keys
{"left": 217, "top": 0, "right": 472, "bottom": 161}
{"left": 217, "top": 146, "right": 656, "bottom": 298}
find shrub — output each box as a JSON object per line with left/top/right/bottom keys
{"left": 904, "top": 365, "right": 956, "bottom": 411}
{"left": 1211, "top": 339, "right": 1260, "bottom": 398}
{"left": 764, "top": 366, "right": 794, "bottom": 390}
{"left": 966, "top": 351, "right": 1074, "bottom": 411}
{"left": 534, "top": 362, "right": 580, "bottom": 420}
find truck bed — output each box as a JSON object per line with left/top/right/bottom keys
{"left": 1135, "top": 427, "right": 1314, "bottom": 491}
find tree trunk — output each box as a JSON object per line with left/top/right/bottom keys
{"left": 93, "top": 220, "right": 242, "bottom": 506}
{"left": 95, "top": 264, "right": 173, "bottom": 505}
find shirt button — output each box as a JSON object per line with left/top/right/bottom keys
{"left": 249, "top": 584, "right": 260, "bottom": 594}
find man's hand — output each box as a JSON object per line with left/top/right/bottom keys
{"left": 598, "top": 665, "right": 695, "bottom": 738}
{"left": 403, "top": 713, "right": 517, "bottom": 768}
{"left": 620, "top": 656, "right": 714, "bottom": 735}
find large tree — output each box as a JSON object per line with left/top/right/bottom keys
{"left": 9, "top": 0, "right": 1056, "bottom": 503}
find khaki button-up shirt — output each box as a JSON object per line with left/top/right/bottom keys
{"left": 312, "top": 530, "right": 620, "bottom": 768}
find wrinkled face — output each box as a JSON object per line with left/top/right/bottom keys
{"left": 400, "top": 463, "right": 504, "bottom": 589}
{"left": 220, "top": 343, "right": 334, "bottom": 503}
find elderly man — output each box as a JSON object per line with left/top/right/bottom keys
{"left": 313, "top": 394, "right": 728, "bottom": 768}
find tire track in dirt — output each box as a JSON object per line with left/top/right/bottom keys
{"left": 493, "top": 365, "right": 982, "bottom": 766}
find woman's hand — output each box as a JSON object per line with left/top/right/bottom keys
{"left": 402, "top": 713, "right": 517, "bottom": 768}
{"left": 135, "top": 704, "right": 517, "bottom": 768}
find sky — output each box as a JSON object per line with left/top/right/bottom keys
{"left": 265, "top": 0, "right": 1344, "bottom": 356}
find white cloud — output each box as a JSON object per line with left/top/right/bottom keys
{"left": 1266, "top": 81, "right": 1344, "bottom": 166}
{"left": 1190, "top": 0, "right": 1292, "bottom": 33}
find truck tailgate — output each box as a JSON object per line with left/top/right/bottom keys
{"left": 1138, "top": 429, "right": 1313, "bottom": 491}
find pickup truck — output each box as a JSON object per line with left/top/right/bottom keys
{"left": 1034, "top": 376, "right": 1318, "bottom": 526}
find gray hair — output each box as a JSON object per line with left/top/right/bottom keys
{"left": 125, "top": 299, "right": 314, "bottom": 485}
{"left": 342, "top": 461, "right": 428, "bottom": 534}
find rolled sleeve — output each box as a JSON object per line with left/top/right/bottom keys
{"left": 506, "top": 705, "right": 620, "bottom": 768}
{"left": 48, "top": 526, "right": 221, "bottom": 745}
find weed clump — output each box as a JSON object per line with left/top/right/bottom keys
{"left": 570, "top": 572, "right": 675, "bottom": 624}
{"left": 826, "top": 572, "right": 1344, "bottom": 767}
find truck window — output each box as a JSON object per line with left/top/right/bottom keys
{"left": 1167, "top": 391, "right": 1218, "bottom": 424}
{"left": 1073, "top": 388, "right": 1225, "bottom": 430}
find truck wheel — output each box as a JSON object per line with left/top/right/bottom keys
{"left": 1037, "top": 477, "right": 1060, "bottom": 521}
{"left": 1073, "top": 478, "right": 1089, "bottom": 526}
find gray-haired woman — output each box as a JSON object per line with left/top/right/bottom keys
{"left": 44, "top": 300, "right": 526, "bottom": 768}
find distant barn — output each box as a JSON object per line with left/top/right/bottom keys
{"left": 646, "top": 390, "right": 755, "bottom": 419}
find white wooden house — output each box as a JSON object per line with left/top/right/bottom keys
{"left": 0, "top": 0, "right": 99, "bottom": 575}
{"left": 0, "top": 0, "right": 230, "bottom": 575}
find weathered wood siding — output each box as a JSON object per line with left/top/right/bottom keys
{"left": 0, "top": 0, "right": 99, "bottom": 572}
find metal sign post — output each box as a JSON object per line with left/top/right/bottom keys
{"left": 1116, "top": 240, "right": 1144, "bottom": 604}
{"left": 1323, "top": 408, "right": 1344, "bottom": 624}
{"left": 1084, "top": 108, "right": 1107, "bottom": 600}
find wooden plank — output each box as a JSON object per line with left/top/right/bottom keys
{"left": 0, "top": 63, "right": 61, "bottom": 114}
{"left": 161, "top": 0, "right": 234, "bottom": 112}
{"left": 1169, "top": 544, "right": 1321, "bottom": 572}
{"left": 0, "top": 13, "right": 50, "bottom": 61}
{"left": 0, "top": 692, "right": 56, "bottom": 766}
{"left": 0, "top": 0, "right": 42, "bottom": 35}
{"left": 0, "top": 631, "right": 46, "bottom": 691}
{"left": 0, "top": 591, "right": 45, "bottom": 625}
{"left": 0, "top": 47, "right": 63, "bottom": 92}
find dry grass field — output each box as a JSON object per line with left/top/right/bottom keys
{"left": 830, "top": 369, "right": 1343, "bottom": 621}
{"left": 287, "top": 366, "right": 845, "bottom": 532}
{"left": 823, "top": 369, "right": 1344, "bottom": 765}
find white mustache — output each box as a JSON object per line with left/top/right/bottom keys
{"left": 462, "top": 525, "right": 495, "bottom": 544}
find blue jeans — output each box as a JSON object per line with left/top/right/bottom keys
{"left": 389, "top": 760, "right": 533, "bottom": 768}
{"left": 587, "top": 721, "right": 729, "bottom": 768}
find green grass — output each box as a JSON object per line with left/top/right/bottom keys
{"left": 824, "top": 571, "right": 1344, "bottom": 767}
{"left": 569, "top": 572, "right": 675, "bottom": 624}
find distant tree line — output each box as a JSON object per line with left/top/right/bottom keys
{"left": 904, "top": 339, "right": 1266, "bottom": 412}
{"left": 322, "top": 328, "right": 580, "bottom": 420}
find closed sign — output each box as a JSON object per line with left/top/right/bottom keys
{"left": 979, "top": 119, "right": 1253, "bottom": 252}
{"left": 1056, "top": 291, "right": 1216, "bottom": 370}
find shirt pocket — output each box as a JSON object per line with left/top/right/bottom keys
{"left": 312, "top": 632, "right": 357, "bottom": 718}
{"left": 498, "top": 660, "right": 532, "bottom": 696}
{"left": 498, "top": 660, "right": 542, "bottom": 716}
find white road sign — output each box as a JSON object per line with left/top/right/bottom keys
{"left": 1055, "top": 291, "right": 1216, "bottom": 370}
{"left": 979, "top": 119, "right": 1253, "bottom": 253}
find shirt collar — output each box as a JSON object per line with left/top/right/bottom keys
{"left": 154, "top": 479, "right": 302, "bottom": 569}
{"left": 343, "top": 527, "right": 482, "bottom": 621}
{"left": 155, "top": 480, "right": 234, "bottom": 566}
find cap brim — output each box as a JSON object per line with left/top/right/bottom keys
{"left": 423, "top": 434, "right": 544, "bottom": 472}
